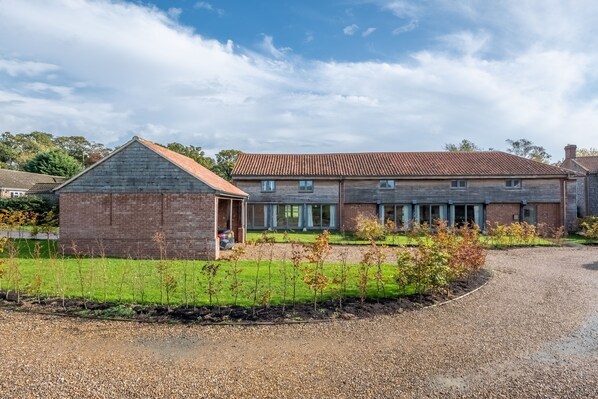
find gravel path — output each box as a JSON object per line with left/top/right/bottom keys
{"left": 1, "top": 246, "right": 598, "bottom": 398}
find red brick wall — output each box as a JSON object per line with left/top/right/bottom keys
{"left": 485, "top": 202, "right": 561, "bottom": 228}
{"left": 536, "top": 203, "right": 561, "bottom": 228}
{"left": 485, "top": 203, "right": 520, "bottom": 227}
{"left": 341, "top": 203, "right": 377, "bottom": 231}
{"left": 59, "top": 193, "right": 218, "bottom": 260}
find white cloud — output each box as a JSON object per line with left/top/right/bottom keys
{"left": 392, "top": 19, "right": 417, "bottom": 35}
{"left": 194, "top": 1, "right": 224, "bottom": 17}
{"left": 167, "top": 7, "right": 182, "bottom": 20}
{"left": 362, "top": 27, "right": 376, "bottom": 37}
{"left": 343, "top": 24, "right": 359, "bottom": 36}
{"left": 260, "top": 35, "right": 292, "bottom": 59}
{"left": 194, "top": 1, "right": 213, "bottom": 11}
{"left": 0, "top": 0, "right": 597, "bottom": 158}
{"left": 0, "top": 59, "right": 59, "bottom": 77}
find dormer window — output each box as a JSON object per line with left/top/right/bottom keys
{"left": 379, "top": 180, "right": 395, "bottom": 189}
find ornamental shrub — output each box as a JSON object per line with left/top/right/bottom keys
{"left": 354, "top": 214, "right": 385, "bottom": 240}
{"left": 579, "top": 217, "right": 598, "bottom": 239}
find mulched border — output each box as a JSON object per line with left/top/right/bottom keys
{"left": 0, "top": 269, "right": 491, "bottom": 325}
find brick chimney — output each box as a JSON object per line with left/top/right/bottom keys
{"left": 565, "top": 144, "right": 577, "bottom": 160}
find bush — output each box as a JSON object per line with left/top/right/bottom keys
{"left": 354, "top": 214, "right": 385, "bottom": 240}
{"left": 0, "top": 196, "right": 56, "bottom": 214}
{"left": 579, "top": 217, "right": 598, "bottom": 239}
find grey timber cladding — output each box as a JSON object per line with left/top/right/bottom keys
{"left": 589, "top": 175, "right": 598, "bottom": 215}
{"left": 235, "top": 180, "right": 339, "bottom": 203}
{"left": 342, "top": 179, "right": 563, "bottom": 204}
{"left": 59, "top": 141, "right": 214, "bottom": 193}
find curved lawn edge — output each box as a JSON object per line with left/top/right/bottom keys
{"left": 0, "top": 269, "right": 491, "bottom": 325}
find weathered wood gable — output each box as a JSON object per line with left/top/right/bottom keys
{"left": 59, "top": 141, "right": 214, "bottom": 193}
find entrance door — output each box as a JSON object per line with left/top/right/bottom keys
{"left": 522, "top": 205, "right": 537, "bottom": 225}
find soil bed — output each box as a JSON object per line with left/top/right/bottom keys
{"left": 0, "top": 269, "right": 490, "bottom": 324}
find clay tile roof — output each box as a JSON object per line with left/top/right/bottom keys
{"left": 138, "top": 138, "right": 248, "bottom": 197}
{"left": 573, "top": 156, "right": 598, "bottom": 173}
{"left": 233, "top": 151, "right": 572, "bottom": 178}
{"left": 0, "top": 169, "right": 65, "bottom": 190}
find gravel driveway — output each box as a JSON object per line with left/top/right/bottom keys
{"left": 1, "top": 246, "right": 598, "bottom": 398}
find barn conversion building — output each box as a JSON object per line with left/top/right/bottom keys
{"left": 56, "top": 136, "right": 247, "bottom": 260}
{"left": 232, "top": 151, "right": 579, "bottom": 232}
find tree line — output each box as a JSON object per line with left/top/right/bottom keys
{"left": 443, "top": 138, "right": 598, "bottom": 164}
{"left": 0, "top": 132, "right": 242, "bottom": 181}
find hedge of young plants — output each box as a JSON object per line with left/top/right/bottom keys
{"left": 0, "top": 225, "right": 486, "bottom": 311}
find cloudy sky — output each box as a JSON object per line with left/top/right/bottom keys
{"left": 1, "top": 0, "right": 597, "bottom": 158}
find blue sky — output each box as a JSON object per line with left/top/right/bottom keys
{"left": 1, "top": 0, "right": 597, "bottom": 159}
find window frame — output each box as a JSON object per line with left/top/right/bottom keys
{"left": 260, "top": 180, "right": 276, "bottom": 192}
{"left": 378, "top": 179, "right": 395, "bottom": 189}
{"left": 450, "top": 180, "right": 467, "bottom": 189}
{"left": 505, "top": 179, "right": 522, "bottom": 189}
{"left": 298, "top": 180, "right": 314, "bottom": 193}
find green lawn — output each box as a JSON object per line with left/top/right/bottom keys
{"left": 247, "top": 230, "right": 413, "bottom": 245}
{"left": 564, "top": 233, "right": 598, "bottom": 245}
{"left": 0, "top": 239, "right": 411, "bottom": 307}
{"left": 247, "top": 230, "right": 554, "bottom": 247}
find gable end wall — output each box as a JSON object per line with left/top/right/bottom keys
{"left": 59, "top": 141, "right": 214, "bottom": 193}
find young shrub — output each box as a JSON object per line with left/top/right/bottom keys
{"left": 580, "top": 217, "right": 598, "bottom": 239}
{"left": 395, "top": 247, "right": 416, "bottom": 295}
{"left": 357, "top": 244, "right": 375, "bottom": 303}
{"left": 279, "top": 251, "right": 289, "bottom": 314}
{"left": 370, "top": 241, "right": 387, "bottom": 301}
{"left": 71, "top": 241, "right": 88, "bottom": 309}
{"left": 226, "top": 246, "right": 245, "bottom": 306}
{"left": 290, "top": 242, "right": 304, "bottom": 311}
{"left": 201, "top": 262, "right": 222, "bottom": 309}
{"left": 354, "top": 214, "right": 385, "bottom": 241}
{"left": 305, "top": 231, "right": 332, "bottom": 299}
{"left": 163, "top": 271, "right": 178, "bottom": 309}
{"left": 331, "top": 248, "right": 350, "bottom": 309}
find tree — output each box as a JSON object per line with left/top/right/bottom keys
{"left": 443, "top": 139, "right": 482, "bottom": 152}
{"left": 53, "top": 135, "right": 111, "bottom": 166}
{"left": 577, "top": 148, "right": 598, "bottom": 157}
{"left": 166, "top": 142, "right": 215, "bottom": 169}
{"left": 0, "top": 131, "right": 56, "bottom": 168}
{"left": 213, "top": 149, "right": 243, "bottom": 181}
{"left": 506, "top": 138, "right": 551, "bottom": 163}
{"left": 23, "top": 149, "right": 83, "bottom": 177}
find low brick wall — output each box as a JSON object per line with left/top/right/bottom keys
{"left": 59, "top": 192, "right": 219, "bottom": 260}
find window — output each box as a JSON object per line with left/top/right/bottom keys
{"left": 261, "top": 180, "right": 276, "bottom": 192}
{"left": 379, "top": 179, "right": 395, "bottom": 189}
{"left": 505, "top": 179, "right": 521, "bottom": 189}
{"left": 276, "top": 204, "right": 302, "bottom": 228}
{"left": 247, "top": 203, "right": 336, "bottom": 229}
{"left": 10, "top": 191, "right": 24, "bottom": 198}
{"left": 379, "top": 204, "right": 411, "bottom": 230}
{"left": 452, "top": 205, "right": 482, "bottom": 227}
{"left": 416, "top": 204, "right": 447, "bottom": 225}
{"left": 298, "top": 180, "right": 313, "bottom": 192}
{"left": 451, "top": 180, "right": 467, "bottom": 189}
